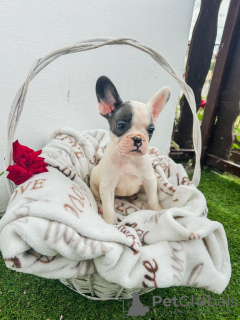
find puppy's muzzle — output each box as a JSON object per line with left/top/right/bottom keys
{"left": 132, "top": 137, "right": 142, "bottom": 147}
{"left": 116, "top": 132, "right": 149, "bottom": 156}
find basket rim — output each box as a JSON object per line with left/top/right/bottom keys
{"left": 5, "top": 37, "right": 201, "bottom": 195}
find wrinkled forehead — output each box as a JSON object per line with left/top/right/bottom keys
{"left": 131, "top": 101, "right": 152, "bottom": 127}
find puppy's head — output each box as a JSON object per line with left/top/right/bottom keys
{"left": 96, "top": 76, "right": 170, "bottom": 156}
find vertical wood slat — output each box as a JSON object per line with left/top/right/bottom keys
{"left": 201, "top": 0, "right": 240, "bottom": 162}
{"left": 208, "top": 24, "right": 240, "bottom": 160}
{"left": 173, "top": 0, "right": 222, "bottom": 149}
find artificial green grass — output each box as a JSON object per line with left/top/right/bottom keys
{"left": 0, "top": 168, "right": 239, "bottom": 320}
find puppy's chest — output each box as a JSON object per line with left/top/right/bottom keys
{"left": 118, "top": 160, "right": 142, "bottom": 176}
{"left": 115, "top": 161, "right": 143, "bottom": 196}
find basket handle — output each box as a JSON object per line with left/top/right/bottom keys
{"left": 6, "top": 37, "right": 201, "bottom": 194}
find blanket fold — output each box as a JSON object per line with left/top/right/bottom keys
{"left": 0, "top": 127, "right": 231, "bottom": 294}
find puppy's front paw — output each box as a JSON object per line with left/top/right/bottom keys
{"left": 102, "top": 210, "right": 116, "bottom": 225}
{"left": 103, "top": 215, "right": 116, "bottom": 225}
{"left": 149, "top": 202, "right": 163, "bottom": 211}
{"left": 156, "top": 203, "right": 163, "bottom": 211}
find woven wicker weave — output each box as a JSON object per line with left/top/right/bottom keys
{"left": 5, "top": 38, "right": 201, "bottom": 300}
{"left": 60, "top": 274, "right": 154, "bottom": 301}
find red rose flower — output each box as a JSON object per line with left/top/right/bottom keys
{"left": 7, "top": 140, "right": 48, "bottom": 185}
{"left": 200, "top": 99, "right": 207, "bottom": 110}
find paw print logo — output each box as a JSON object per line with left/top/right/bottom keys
{"left": 122, "top": 292, "right": 149, "bottom": 318}
{"left": 196, "top": 296, "right": 206, "bottom": 307}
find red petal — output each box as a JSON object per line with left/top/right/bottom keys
{"left": 13, "top": 140, "right": 21, "bottom": 162}
{"left": 7, "top": 164, "right": 28, "bottom": 176}
{"left": 7, "top": 164, "right": 33, "bottom": 185}
{"left": 20, "top": 144, "right": 34, "bottom": 154}
{"left": 36, "top": 156, "right": 45, "bottom": 161}
{"left": 28, "top": 151, "right": 43, "bottom": 166}
{"left": 22, "top": 152, "right": 30, "bottom": 161}
{"left": 13, "top": 140, "right": 34, "bottom": 162}
{"left": 30, "top": 150, "right": 42, "bottom": 160}
{"left": 35, "top": 150, "right": 42, "bottom": 157}
{"left": 16, "top": 158, "right": 28, "bottom": 168}
{"left": 30, "top": 160, "right": 47, "bottom": 168}
{"left": 30, "top": 164, "right": 48, "bottom": 174}
{"left": 10, "top": 141, "right": 48, "bottom": 183}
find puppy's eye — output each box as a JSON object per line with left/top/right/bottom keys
{"left": 116, "top": 122, "right": 126, "bottom": 130}
{"left": 148, "top": 126, "right": 155, "bottom": 135}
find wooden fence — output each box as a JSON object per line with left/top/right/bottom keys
{"left": 171, "top": 0, "right": 240, "bottom": 177}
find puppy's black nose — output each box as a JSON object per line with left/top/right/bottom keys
{"left": 132, "top": 137, "right": 142, "bottom": 146}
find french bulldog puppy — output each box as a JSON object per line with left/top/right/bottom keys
{"left": 90, "top": 76, "right": 170, "bottom": 224}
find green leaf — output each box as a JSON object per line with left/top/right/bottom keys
{"left": 232, "top": 143, "right": 240, "bottom": 150}
{"left": 171, "top": 140, "right": 180, "bottom": 151}
{"left": 0, "top": 171, "right": 4, "bottom": 177}
{"left": 236, "top": 135, "right": 240, "bottom": 142}
{"left": 197, "top": 109, "right": 204, "bottom": 121}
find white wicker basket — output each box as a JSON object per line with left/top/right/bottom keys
{"left": 5, "top": 38, "right": 201, "bottom": 300}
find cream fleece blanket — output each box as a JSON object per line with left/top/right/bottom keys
{"left": 0, "top": 127, "right": 231, "bottom": 293}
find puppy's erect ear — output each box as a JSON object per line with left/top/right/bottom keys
{"left": 147, "top": 86, "right": 171, "bottom": 123}
{"left": 96, "top": 76, "right": 123, "bottom": 117}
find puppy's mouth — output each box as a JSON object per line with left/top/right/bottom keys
{"left": 116, "top": 133, "right": 149, "bottom": 156}
{"left": 131, "top": 137, "right": 143, "bottom": 154}
{"left": 130, "top": 143, "right": 143, "bottom": 154}
{"left": 130, "top": 149, "right": 142, "bottom": 153}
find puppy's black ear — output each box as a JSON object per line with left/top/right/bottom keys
{"left": 96, "top": 76, "right": 122, "bottom": 117}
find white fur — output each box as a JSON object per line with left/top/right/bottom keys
{"left": 90, "top": 101, "right": 162, "bottom": 225}
{"left": 91, "top": 85, "right": 170, "bottom": 224}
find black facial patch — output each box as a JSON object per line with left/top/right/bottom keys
{"left": 147, "top": 113, "right": 155, "bottom": 141}
{"left": 108, "top": 102, "right": 133, "bottom": 137}
{"left": 147, "top": 123, "right": 155, "bottom": 141}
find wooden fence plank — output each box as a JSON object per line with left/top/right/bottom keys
{"left": 205, "top": 6, "right": 240, "bottom": 160}
{"left": 169, "top": 149, "right": 195, "bottom": 160}
{"left": 173, "top": 0, "right": 222, "bottom": 148}
{"left": 206, "top": 154, "right": 240, "bottom": 177}
{"left": 201, "top": 0, "right": 240, "bottom": 162}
